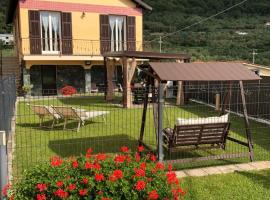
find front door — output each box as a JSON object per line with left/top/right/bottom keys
{"left": 42, "top": 66, "right": 57, "bottom": 96}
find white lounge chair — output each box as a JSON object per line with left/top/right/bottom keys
{"left": 52, "top": 106, "right": 109, "bottom": 132}
{"left": 29, "top": 105, "right": 61, "bottom": 128}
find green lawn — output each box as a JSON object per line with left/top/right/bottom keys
{"left": 182, "top": 170, "right": 270, "bottom": 200}
{"left": 13, "top": 95, "right": 270, "bottom": 177}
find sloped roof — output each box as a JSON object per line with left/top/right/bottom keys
{"left": 149, "top": 62, "right": 261, "bottom": 81}
{"left": 103, "top": 51, "right": 191, "bottom": 60}
{"left": 6, "top": 0, "right": 152, "bottom": 23}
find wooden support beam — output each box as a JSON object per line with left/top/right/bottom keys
{"left": 176, "top": 81, "right": 185, "bottom": 106}
{"left": 239, "top": 81, "right": 254, "bottom": 162}
{"left": 139, "top": 76, "right": 151, "bottom": 145}
{"left": 220, "top": 82, "right": 232, "bottom": 115}
{"left": 123, "top": 58, "right": 137, "bottom": 108}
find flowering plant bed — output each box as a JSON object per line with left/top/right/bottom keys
{"left": 4, "top": 146, "right": 186, "bottom": 200}
{"left": 60, "top": 86, "right": 77, "bottom": 96}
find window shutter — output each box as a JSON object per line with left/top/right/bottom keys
{"left": 61, "top": 12, "right": 73, "bottom": 55}
{"left": 29, "top": 10, "right": 41, "bottom": 54}
{"left": 100, "top": 15, "right": 110, "bottom": 54}
{"left": 127, "top": 16, "right": 136, "bottom": 51}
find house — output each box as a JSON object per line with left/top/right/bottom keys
{"left": 0, "top": 34, "right": 14, "bottom": 45}
{"left": 6, "top": 0, "right": 154, "bottom": 96}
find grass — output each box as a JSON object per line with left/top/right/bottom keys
{"left": 14, "top": 95, "right": 270, "bottom": 177}
{"left": 182, "top": 169, "right": 270, "bottom": 200}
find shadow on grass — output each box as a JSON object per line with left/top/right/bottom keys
{"left": 235, "top": 170, "right": 270, "bottom": 190}
{"left": 16, "top": 119, "right": 104, "bottom": 131}
{"left": 48, "top": 134, "right": 138, "bottom": 157}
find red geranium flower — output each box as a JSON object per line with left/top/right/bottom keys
{"left": 96, "top": 153, "right": 107, "bottom": 161}
{"left": 166, "top": 172, "right": 178, "bottom": 185}
{"left": 134, "top": 168, "right": 146, "bottom": 177}
{"left": 60, "top": 85, "right": 77, "bottom": 96}
{"left": 148, "top": 190, "right": 159, "bottom": 200}
{"left": 54, "top": 189, "right": 69, "bottom": 199}
{"left": 155, "top": 162, "right": 165, "bottom": 170}
{"left": 56, "top": 181, "right": 64, "bottom": 188}
{"left": 79, "top": 189, "right": 88, "bottom": 196}
{"left": 85, "top": 161, "right": 93, "bottom": 169}
{"left": 51, "top": 156, "right": 63, "bottom": 167}
{"left": 120, "top": 146, "right": 129, "bottom": 153}
{"left": 149, "top": 154, "right": 157, "bottom": 162}
{"left": 37, "top": 194, "right": 46, "bottom": 200}
{"left": 113, "top": 169, "right": 123, "bottom": 179}
{"left": 140, "top": 162, "right": 146, "bottom": 170}
{"left": 36, "top": 183, "right": 47, "bottom": 192}
{"left": 93, "top": 162, "right": 101, "bottom": 170}
{"left": 101, "top": 198, "right": 112, "bottom": 200}
{"left": 95, "top": 173, "right": 105, "bottom": 182}
{"left": 135, "top": 180, "right": 146, "bottom": 191}
{"left": 86, "top": 148, "right": 93, "bottom": 154}
{"left": 68, "top": 184, "right": 76, "bottom": 191}
{"left": 138, "top": 145, "right": 144, "bottom": 152}
{"left": 114, "top": 155, "right": 126, "bottom": 163}
{"left": 72, "top": 160, "right": 79, "bottom": 169}
{"left": 82, "top": 178, "right": 88, "bottom": 185}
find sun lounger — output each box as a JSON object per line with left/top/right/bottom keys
{"left": 52, "top": 106, "right": 109, "bottom": 132}
{"left": 29, "top": 105, "right": 61, "bottom": 128}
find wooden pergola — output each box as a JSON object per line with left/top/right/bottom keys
{"left": 138, "top": 62, "right": 261, "bottom": 162}
{"left": 103, "top": 51, "right": 191, "bottom": 108}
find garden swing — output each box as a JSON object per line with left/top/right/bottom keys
{"left": 138, "top": 62, "right": 261, "bottom": 163}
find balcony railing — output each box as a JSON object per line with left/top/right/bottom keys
{"left": 20, "top": 38, "right": 150, "bottom": 56}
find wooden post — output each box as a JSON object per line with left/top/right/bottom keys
{"left": 220, "top": 82, "right": 232, "bottom": 115}
{"left": 176, "top": 81, "right": 185, "bottom": 106}
{"left": 215, "top": 94, "right": 221, "bottom": 111}
{"left": 139, "top": 76, "right": 151, "bottom": 144}
{"left": 239, "top": 81, "right": 254, "bottom": 162}
{"left": 123, "top": 57, "right": 137, "bottom": 108}
{"left": 106, "top": 59, "right": 115, "bottom": 101}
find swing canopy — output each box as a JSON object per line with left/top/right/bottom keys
{"left": 148, "top": 62, "right": 261, "bottom": 81}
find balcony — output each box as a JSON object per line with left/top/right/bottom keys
{"left": 20, "top": 38, "right": 148, "bottom": 58}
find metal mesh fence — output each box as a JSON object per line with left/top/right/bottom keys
{"left": 3, "top": 82, "right": 270, "bottom": 180}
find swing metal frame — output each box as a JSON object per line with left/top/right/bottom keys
{"left": 138, "top": 62, "right": 261, "bottom": 163}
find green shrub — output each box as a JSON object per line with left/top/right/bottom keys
{"left": 4, "top": 146, "right": 186, "bottom": 200}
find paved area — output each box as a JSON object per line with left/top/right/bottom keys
{"left": 176, "top": 161, "right": 270, "bottom": 178}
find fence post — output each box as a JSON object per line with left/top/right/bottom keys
{"left": 0, "top": 131, "right": 8, "bottom": 199}
{"left": 158, "top": 82, "right": 165, "bottom": 161}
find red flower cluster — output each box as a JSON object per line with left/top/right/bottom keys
{"left": 9, "top": 146, "right": 186, "bottom": 200}
{"left": 37, "top": 183, "right": 47, "bottom": 192}
{"left": 60, "top": 85, "right": 77, "bottom": 96}
{"left": 51, "top": 156, "right": 63, "bottom": 167}
{"left": 54, "top": 189, "right": 68, "bottom": 199}
{"left": 135, "top": 180, "right": 146, "bottom": 191}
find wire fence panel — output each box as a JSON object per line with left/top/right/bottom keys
{"left": 2, "top": 82, "right": 270, "bottom": 180}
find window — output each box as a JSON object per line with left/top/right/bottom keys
{"left": 40, "top": 12, "right": 61, "bottom": 54}
{"left": 109, "top": 16, "right": 126, "bottom": 52}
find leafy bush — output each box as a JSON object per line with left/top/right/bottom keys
{"left": 4, "top": 146, "right": 186, "bottom": 200}
{"left": 60, "top": 86, "right": 77, "bottom": 96}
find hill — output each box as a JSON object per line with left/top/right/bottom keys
{"left": 143, "top": 0, "right": 270, "bottom": 65}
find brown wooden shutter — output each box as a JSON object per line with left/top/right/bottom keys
{"left": 29, "top": 10, "right": 41, "bottom": 54}
{"left": 100, "top": 15, "right": 110, "bottom": 54}
{"left": 127, "top": 16, "right": 136, "bottom": 51}
{"left": 61, "top": 12, "right": 73, "bottom": 55}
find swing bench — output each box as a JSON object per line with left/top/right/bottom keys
{"left": 138, "top": 62, "right": 261, "bottom": 163}
{"left": 162, "top": 114, "right": 230, "bottom": 155}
